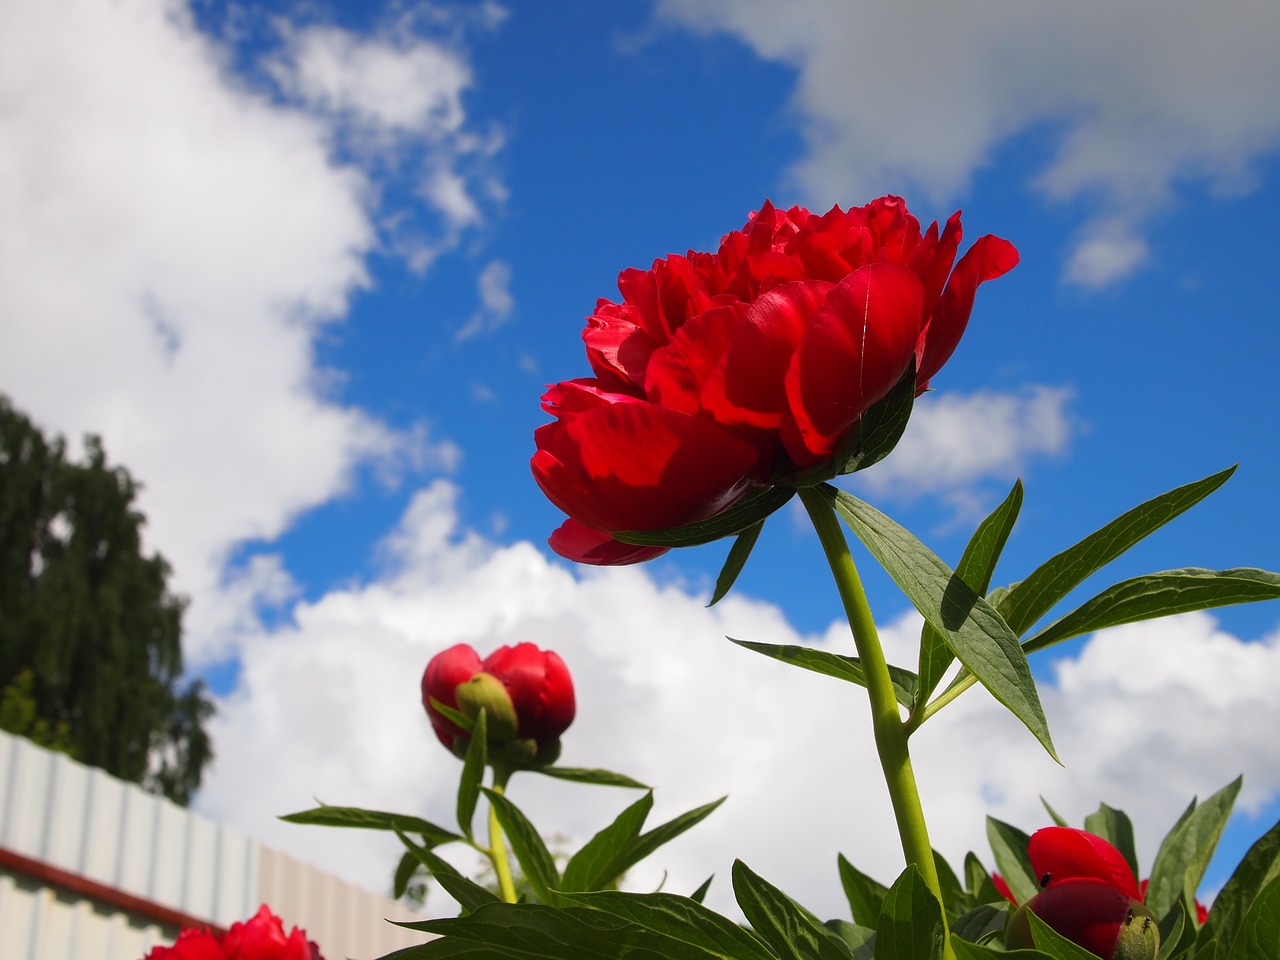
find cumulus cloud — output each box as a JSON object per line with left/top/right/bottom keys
{"left": 200, "top": 483, "right": 1280, "bottom": 920}
{"left": 0, "top": 0, "right": 469, "bottom": 661}
{"left": 657, "top": 0, "right": 1280, "bottom": 285}
{"left": 456, "top": 258, "right": 515, "bottom": 340}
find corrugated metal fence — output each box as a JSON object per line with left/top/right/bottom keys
{"left": 0, "top": 729, "right": 426, "bottom": 960}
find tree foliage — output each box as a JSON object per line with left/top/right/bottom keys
{"left": 0, "top": 395, "right": 213, "bottom": 805}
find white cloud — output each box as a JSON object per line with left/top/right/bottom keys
{"left": 456, "top": 258, "right": 515, "bottom": 340}
{"left": 200, "top": 482, "right": 1280, "bottom": 920}
{"left": 0, "top": 0, "right": 464, "bottom": 661}
{"left": 850, "top": 386, "right": 1074, "bottom": 504}
{"left": 657, "top": 0, "right": 1280, "bottom": 286}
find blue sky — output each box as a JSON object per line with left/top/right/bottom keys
{"left": 4, "top": 0, "right": 1280, "bottom": 921}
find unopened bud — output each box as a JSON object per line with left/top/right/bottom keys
{"left": 455, "top": 672, "right": 519, "bottom": 742}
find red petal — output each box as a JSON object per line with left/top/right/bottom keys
{"left": 548, "top": 518, "right": 669, "bottom": 566}
{"left": 583, "top": 303, "right": 658, "bottom": 392}
{"left": 421, "top": 644, "right": 483, "bottom": 748}
{"left": 1028, "top": 827, "right": 1142, "bottom": 901}
{"left": 1023, "top": 879, "right": 1132, "bottom": 957}
{"left": 917, "top": 234, "right": 1018, "bottom": 387}
{"left": 645, "top": 302, "right": 746, "bottom": 415}
{"left": 484, "top": 643, "right": 576, "bottom": 740}
{"left": 701, "top": 280, "right": 833, "bottom": 429}
{"left": 782, "top": 263, "right": 925, "bottom": 465}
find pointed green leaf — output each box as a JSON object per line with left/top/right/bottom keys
{"left": 690, "top": 876, "right": 714, "bottom": 903}
{"left": 1226, "top": 876, "right": 1280, "bottom": 960}
{"left": 562, "top": 791, "right": 653, "bottom": 893}
{"left": 837, "top": 359, "right": 918, "bottom": 476}
{"left": 963, "top": 852, "right": 1002, "bottom": 904}
{"left": 1024, "top": 568, "right": 1280, "bottom": 653}
{"left": 1026, "top": 909, "right": 1119, "bottom": 960}
{"left": 997, "top": 467, "right": 1236, "bottom": 637}
{"left": 534, "top": 766, "right": 650, "bottom": 789}
{"left": 429, "top": 696, "right": 474, "bottom": 733}
{"left": 837, "top": 853, "right": 889, "bottom": 926}
{"left": 620, "top": 797, "right": 727, "bottom": 878}
{"left": 873, "top": 865, "right": 945, "bottom": 960}
{"left": 482, "top": 788, "right": 560, "bottom": 904}
{"left": 1201, "top": 814, "right": 1280, "bottom": 959}
{"left": 393, "top": 849, "right": 420, "bottom": 900}
{"left": 732, "top": 638, "right": 917, "bottom": 707}
{"left": 916, "top": 480, "right": 1023, "bottom": 708}
{"left": 1148, "top": 778, "right": 1242, "bottom": 923}
{"left": 614, "top": 486, "right": 796, "bottom": 548}
{"left": 934, "top": 848, "right": 969, "bottom": 920}
{"left": 1083, "top": 803, "right": 1139, "bottom": 882}
{"left": 556, "top": 889, "right": 777, "bottom": 960}
{"left": 732, "top": 860, "right": 853, "bottom": 960}
{"left": 829, "top": 488, "right": 1056, "bottom": 760}
{"left": 1157, "top": 898, "right": 1191, "bottom": 960}
{"left": 280, "top": 804, "right": 462, "bottom": 846}
{"left": 823, "top": 920, "right": 877, "bottom": 960}
{"left": 394, "top": 830, "right": 499, "bottom": 913}
{"left": 457, "top": 708, "right": 487, "bottom": 839}
{"left": 709, "top": 521, "right": 765, "bottom": 606}
{"left": 949, "top": 904, "right": 1007, "bottom": 944}
{"left": 987, "top": 816, "right": 1039, "bottom": 906}
{"left": 1040, "top": 797, "right": 1069, "bottom": 828}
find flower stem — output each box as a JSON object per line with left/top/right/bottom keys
{"left": 488, "top": 768, "right": 519, "bottom": 903}
{"left": 799, "top": 488, "right": 948, "bottom": 919}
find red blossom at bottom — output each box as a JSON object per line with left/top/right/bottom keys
{"left": 144, "top": 905, "right": 324, "bottom": 960}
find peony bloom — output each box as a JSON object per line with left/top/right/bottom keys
{"left": 422, "top": 643, "right": 576, "bottom": 768}
{"left": 532, "top": 197, "right": 1018, "bottom": 565}
{"left": 144, "top": 905, "right": 323, "bottom": 960}
{"left": 1005, "top": 828, "right": 1158, "bottom": 959}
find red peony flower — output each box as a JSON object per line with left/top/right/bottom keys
{"left": 422, "top": 643, "right": 576, "bottom": 767}
{"left": 532, "top": 197, "right": 1018, "bottom": 565}
{"left": 1006, "top": 828, "right": 1158, "bottom": 959}
{"left": 144, "top": 905, "right": 324, "bottom": 960}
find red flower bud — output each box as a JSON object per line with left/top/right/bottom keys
{"left": 1006, "top": 879, "right": 1158, "bottom": 959}
{"left": 532, "top": 197, "right": 1018, "bottom": 565}
{"left": 421, "top": 643, "right": 576, "bottom": 767}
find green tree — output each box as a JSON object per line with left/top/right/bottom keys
{"left": 0, "top": 395, "right": 214, "bottom": 805}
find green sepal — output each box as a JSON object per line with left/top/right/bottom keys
{"left": 457, "top": 708, "right": 487, "bottom": 839}
{"left": 533, "top": 766, "right": 650, "bottom": 789}
{"left": 996, "top": 466, "right": 1236, "bottom": 638}
{"left": 709, "top": 521, "right": 764, "bottom": 606}
{"left": 613, "top": 485, "right": 796, "bottom": 548}
{"left": 873, "top": 864, "right": 946, "bottom": 960}
{"left": 279, "top": 803, "right": 462, "bottom": 847}
{"left": 481, "top": 788, "right": 560, "bottom": 904}
{"left": 731, "top": 860, "right": 853, "bottom": 960}
{"left": 731, "top": 638, "right": 917, "bottom": 707}
{"left": 1147, "top": 777, "right": 1241, "bottom": 924}
{"left": 829, "top": 487, "right": 1056, "bottom": 761}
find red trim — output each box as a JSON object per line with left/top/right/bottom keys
{"left": 0, "top": 844, "right": 226, "bottom": 936}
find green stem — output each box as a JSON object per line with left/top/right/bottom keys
{"left": 911, "top": 672, "right": 978, "bottom": 732}
{"left": 488, "top": 768, "right": 518, "bottom": 903}
{"left": 799, "top": 488, "right": 948, "bottom": 926}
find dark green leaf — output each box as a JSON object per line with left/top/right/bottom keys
{"left": 732, "top": 860, "right": 852, "bottom": 960}
{"left": 690, "top": 876, "right": 714, "bottom": 903}
{"left": 1157, "top": 898, "right": 1191, "bottom": 960}
{"left": 997, "top": 467, "right": 1236, "bottom": 637}
{"left": 934, "top": 848, "right": 968, "bottom": 919}
{"left": 622, "top": 798, "right": 727, "bottom": 878}
{"left": 457, "top": 709, "right": 487, "bottom": 839}
{"left": 732, "top": 638, "right": 917, "bottom": 707}
{"left": 556, "top": 889, "right": 777, "bottom": 960}
{"left": 709, "top": 522, "right": 764, "bottom": 606}
{"left": 562, "top": 792, "right": 653, "bottom": 893}
{"left": 829, "top": 488, "right": 1055, "bottom": 760}
{"left": 916, "top": 480, "right": 1023, "bottom": 709}
{"left": 1025, "top": 909, "right": 1117, "bottom": 959}
{"left": 836, "top": 359, "right": 918, "bottom": 476}
{"left": 534, "top": 766, "right": 650, "bottom": 789}
{"left": 1227, "top": 876, "right": 1280, "bottom": 960}
{"left": 1024, "top": 568, "right": 1280, "bottom": 654}
{"left": 950, "top": 939, "right": 1038, "bottom": 960}
{"left": 950, "top": 904, "right": 1007, "bottom": 944}
{"left": 837, "top": 853, "right": 889, "bottom": 926}
{"left": 1039, "top": 797, "right": 1069, "bottom": 828}
{"left": 394, "top": 849, "right": 420, "bottom": 900}
{"left": 873, "top": 865, "right": 945, "bottom": 960}
{"left": 482, "top": 788, "right": 560, "bottom": 904}
{"left": 429, "top": 697, "right": 474, "bottom": 733}
{"left": 1148, "top": 778, "right": 1241, "bottom": 924}
{"left": 280, "top": 804, "right": 462, "bottom": 846}
{"left": 614, "top": 486, "right": 796, "bottom": 548}
{"left": 823, "top": 920, "right": 877, "bottom": 960}
{"left": 1202, "top": 814, "right": 1280, "bottom": 960}
{"left": 394, "top": 830, "right": 499, "bottom": 914}
{"left": 963, "top": 852, "right": 1002, "bottom": 904}
{"left": 987, "top": 817, "right": 1038, "bottom": 906}
{"left": 1083, "top": 803, "right": 1140, "bottom": 882}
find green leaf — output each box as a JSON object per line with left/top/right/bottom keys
{"left": 916, "top": 479, "right": 1024, "bottom": 709}
{"left": 690, "top": 876, "right": 714, "bottom": 903}
{"left": 963, "top": 852, "right": 1002, "bottom": 904}
{"left": 823, "top": 920, "right": 877, "bottom": 960}
{"left": 731, "top": 860, "right": 852, "bottom": 960}
{"left": 534, "top": 766, "right": 650, "bottom": 789}
{"left": 482, "top": 788, "right": 560, "bottom": 904}
{"left": 996, "top": 466, "right": 1236, "bottom": 637}
{"left": 1201, "top": 815, "right": 1280, "bottom": 960}
{"left": 987, "top": 817, "right": 1039, "bottom": 906}
{"left": 406, "top": 901, "right": 741, "bottom": 960}
{"left": 1025, "top": 909, "right": 1118, "bottom": 960}
{"left": 1083, "top": 803, "right": 1140, "bottom": 882}
{"left": 394, "top": 830, "right": 499, "bottom": 914}
{"left": 1147, "top": 778, "right": 1242, "bottom": 924}
{"left": 614, "top": 486, "right": 796, "bottom": 548}
{"left": 829, "top": 488, "right": 1056, "bottom": 760}
{"left": 394, "top": 849, "right": 420, "bottom": 900}
{"left": 1227, "top": 876, "right": 1280, "bottom": 960}
{"left": 709, "top": 521, "right": 764, "bottom": 606}
{"left": 280, "top": 804, "right": 462, "bottom": 846}
{"left": 950, "top": 939, "right": 1038, "bottom": 960}
{"left": 873, "top": 865, "right": 945, "bottom": 960}
{"left": 1157, "top": 898, "right": 1191, "bottom": 960}
{"left": 429, "top": 696, "right": 474, "bottom": 733}
{"left": 950, "top": 904, "right": 1008, "bottom": 944}
{"left": 837, "top": 853, "right": 889, "bottom": 926}
{"left": 1040, "top": 797, "right": 1069, "bottom": 828}
{"left": 556, "top": 889, "right": 777, "bottom": 960}
{"left": 731, "top": 638, "right": 917, "bottom": 707}
{"left": 934, "top": 848, "right": 969, "bottom": 919}
{"left": 621, "top": 797, "right": 727, "bottom": 878}
{"left": 562, "top": 792, "right": 654, "bottom": 893}
{"left": 1023, "top": 568, "right": 1280, "bottom": 654}
{"left": 457, "top": 708, "right": 487, "bottom": 839}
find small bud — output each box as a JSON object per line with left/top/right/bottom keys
{"left": 1006, "top": 880, "right": 1158, "bottom": 960}
{"left": 455, "top": 672, "right": 519, "bottom": 742}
